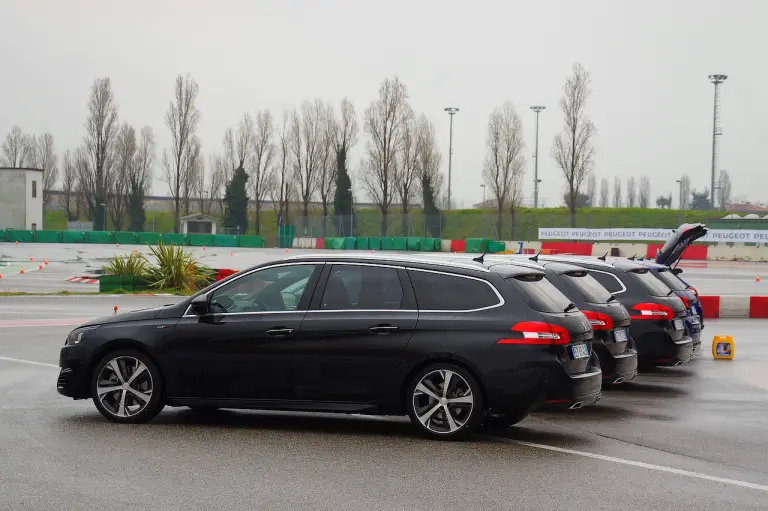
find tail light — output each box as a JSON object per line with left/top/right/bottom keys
{"left": 689, "top": 286, "right": 699, "bottom": 298}
{"left": 498, "top": 321, "right": 571, "bottom": 345}
{"left": 680, "top": 296, "right": 690, "bottom": 308}
{"left": 631, "top": 302, "right": 674, "bottom": 320}
{"left": 581, "top": 310, "right": 614, "bottom": 331}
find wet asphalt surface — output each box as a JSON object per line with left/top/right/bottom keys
{"left": 1, "top": 295, "right": 767, "bottom": 510}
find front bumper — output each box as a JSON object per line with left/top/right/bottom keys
{"left": 57, "top": 346, "right": 89, "bottom": 399}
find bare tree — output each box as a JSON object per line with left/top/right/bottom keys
{"left": 679, "top": 174, "right": 691, "bottom": 210}
{"left": 552, "top": 63, "right": 596, "bottom": 226}
{"left": 61, "top": 150, "right": 78, "bottom": 221}
{"left": 718, "top": 171, "right": 732, "bottom": 211}
{"left": 84, "top": 77, "right": 119, "bottom": 230}
{"left": 639, "top": 176, "right": 651, "bottom": 208}
{"left": 482, "top": 101, "right": 526, "bottom": 239}
{"left": 271, "top": 111, "right": 292, "bottom": 225}
{"left": 109, "top": 123, "right": 137, "bottom": 230}
{"left": 29, "top": 133, "right": 58, "bottom": 208}
{"left": 207, "top": 154, "right": 227, "bottom": 216}
{"left": 315, "top": 104, "right": 336, "bottom": 225}
{"left": 129, "top": 127, "right": 155, "bottom": 231}
{"left": 162, "top": 74, "right": 200, "bottom": 232}
{"left": 394, "top": 111, "right": 419, "bottom": 235}
{"left": 332, "top": 98, "right": 359, "bottom": 234}
{"left": 225, "top": 113, "right": 254, "bottom": 176}
{"left": 626, "top": 176, "right": 637, "bottom": 207}
{"left": 360, "top": 76, "right": 411, "bottom": 235}
{"left": 290, "top": 99, "right": 327, "bottom": 223}
{"left": 75, "top": 145, "right": 96, "bottom": 220}
{"left": 249, "top": 110, "right": 276, "bottom": 234}
{"left": 415, "top": 115, "right": 444, "bottom": 193}
{"left": 181, "top": 137, "right": 202, "bottom": 216}
{"left": 613, "top": 176, "right": 622, "bottom": 207}
{"left": 1, "top": 126, "right": 34, "bottom": 168}
{"left": 599, "top": 177, "right": 609, "bottom": 207}
{"left": 586, "top": 173, "right": 597, "bottom": 207}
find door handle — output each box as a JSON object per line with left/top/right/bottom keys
{"left": 265, "top": 327, "right": 295, "bottom": 337}
{"left": 368, "top": 324, "right": 399, "bottom": 334}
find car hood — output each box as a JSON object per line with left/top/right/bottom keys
{"left": 655, "top": 223, "right": 708, "bottom": 266}
{"left": 80, "top": 306, "right": 166, "bottom": 327}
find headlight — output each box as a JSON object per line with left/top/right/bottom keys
{"left": 66, "top": 326, "right": 98, "bottom": 345}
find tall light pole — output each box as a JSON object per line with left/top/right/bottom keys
{"left": 444, "top": 107, "right": 459, "bottom": 210}
{"left": 676, "top": 179, "right": 683, "bottom": 211}
{"left": 708, "top": 74, "right": 727, "bottom": 209}
{"left": 480, "top": 184, "right": 486, "bottom": 237}
{"left": 530, "top": 106, "right": 546, "bottom": 208}
{"left": 100, "top": 202, "right": 106, "bottom": 231}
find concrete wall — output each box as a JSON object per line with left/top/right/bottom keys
{"left": 25, "top": 169, "right": 43, "bottom": 230}
{"left": 0, "top": 169, "right": 28, "bottom": 229}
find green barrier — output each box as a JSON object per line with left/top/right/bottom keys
{"left": 214, "top": 234, "right": 239, "bottom": 247}
{"left": 35, "top": 231, "right": 61, "bottom": 243}
{"left": 393, "top": 237, "right": 407, "bottom": 251}
{"left": 237, "top": 235, "right": 264, "bottom": 248}
{"left": 369, "top": 237, "right": 381, "bottom": 250}
{"left": 406, "top": 237, "right": 420, "bottom": 251}
{"left": 380, "top": 237, "right": 394, "bottom": 250}
{"left": 419, "top": 238, "right": 440, "bottom": 252}
{"left": 61, "top": 231, "right": 87, "bottom": 244}
{"left": 188, "top": 234, "right": 215, "bottom": 246}
{"left": 137, "top": 232, "right": 161, "bottom": 245}
{"left": 323, "top": 237, "right": 335, "bottom": 249}
{"left": 332, "top": 238, "right": 345, "bottom": 250}
{"left": 355, "top": 237, "right": 369, "bottom": 250}
{"left": 88, "top": 231, "right": 114, "bottom": 244}
{"left": 114, "top": 232, "right": 139, "bottom": 245}
{"left": 465, "top": 238, "right": 493, "bottom": 253}
{"left": 162, "top": 233, "right": 188, "bottom": 246}
{"left": 343, "top": 237, "right": 356, "bottom": 250}
{"left": 488, "top": 241, "right": 505, "bottom": 253}
{"left": 5, "top": 230, "right": 35, "bottom": 243}
{"left": 100, "top": 275, "right": 122, "bottom": 286}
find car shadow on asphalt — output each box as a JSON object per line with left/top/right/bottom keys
{"left": 603, "top": 381, "right": 690, "bottom": 397}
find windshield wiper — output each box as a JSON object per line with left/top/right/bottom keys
{"left": 564, "top": 303, "right": 578, "bottom": 313}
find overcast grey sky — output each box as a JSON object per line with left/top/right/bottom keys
{"left": 2, "top": 0, "right": 765, "bottom": 208}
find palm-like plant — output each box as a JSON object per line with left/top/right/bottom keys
{"left": 104, "top": 252, "right": 149, "bottom": 276}
{"left": 145, "top": 243, "right": 214, "bottom": 292}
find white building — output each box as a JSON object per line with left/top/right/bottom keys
{"left": 179, "top": 213, "right": 218, "bottom": 234}
{"left": 0, "top": 167, "right": 44, "bottom": 230}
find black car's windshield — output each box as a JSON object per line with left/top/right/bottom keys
{"left": 506, "top": 274, "right": 574, "bottom": 313}
{"left": 654, "top": 269, "right": 688, "bottom": 291}
{"left": 630, "top": 269, "right": 672, "bottom": 297}
{"left": 562, "top": 271, "right": 613, "bottom": 304}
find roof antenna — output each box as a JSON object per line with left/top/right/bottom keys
{"left": 529, "top": 251, "right": 540, "bottom": 263}
{"left": 629, "top": 253, "right": 637, "bottom": 261}
{"left": 472, "top": 253, "right": 486, "bottom": 264}
{"left": 597, "top": 252, "right": 607, "bottom": 261}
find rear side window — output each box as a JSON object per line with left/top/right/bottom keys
{"left": 408, "top": 270, "right": 500, "bottom": 311}
{"left": 505, "top": 274, "right": 572, "bottom": 313}
{"left": 590, "top": 271, "right": 624, "bottom": 294}
{"left": 630, "top": 269, "right": 672, "bottom": 297}
{"left": 562, "top": 272, "right": 613, "bottom": 303}
{"left": 321, "top": 265, "right": 404, "bottom": 310}
{"left": 654, "top": 270, "right": 688, "bottom": 291}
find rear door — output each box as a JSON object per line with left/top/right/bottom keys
{"left": 292, "top": 263, "right": 418, "bottom": 403}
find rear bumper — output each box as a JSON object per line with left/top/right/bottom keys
{"left": 686, "top": 318, "right": 702, "bottom": 350}
{"left": 631, "top": 321, "right": 693, "bottom": 365}
{"left": 539, "top": 352, "right": 602, "bottom": 410}
{"left": 593, "top": 338, "right": 638, "bottom": 384}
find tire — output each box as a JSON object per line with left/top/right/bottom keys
{"left": 90, "top": 349, "right": 165, "bottom": 424}
{"left": 405, "top": 363, "right": 484, "bottom": 440}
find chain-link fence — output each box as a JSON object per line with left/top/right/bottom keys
{"left": 287, "top": 211, "right": 712, "bottom": 241}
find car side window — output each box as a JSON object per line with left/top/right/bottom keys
{"left": 209, "top": 264, "right": 318, "bottom": 313}
{"left": 590, "top": 271, "right": 624, "bottom": 294}
{"left": 408, "top": 270, "right": 500, "bottom": 311}
{"left": 321, "top": 265, "right": 403, "bottom": 310}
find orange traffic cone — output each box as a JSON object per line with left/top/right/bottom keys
{"left": 114, "top": 306, "right": 119, "bottom": 315}
{"left": 38, "top": 264, "right": 44, "bottom": 270}
{"left": 19, "top": 268, "right": 25, "bottom": 274}
{"left": 29, "top": 257, "right": 33, "bottom": 262}
{"left": 757, "top": 275, "right": 761, "bottom": 283}
{"left": 44, "top": 260, "right": 48, "bottom": 266}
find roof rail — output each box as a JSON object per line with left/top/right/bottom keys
{"left": 284, "top": 252, "right": 491, "bottom": 272}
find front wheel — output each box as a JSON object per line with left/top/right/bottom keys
{"left": 91, "top": 349, "right": 165, "bottom": 424}
{"left": 405, "top": 363, "right": 484, "bottom": 440}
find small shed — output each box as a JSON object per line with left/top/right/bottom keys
{"left": 179, "top": 213, "right": 218, "bottom": 234}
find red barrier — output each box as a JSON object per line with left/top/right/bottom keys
{"left": 645, "top": 244, "right": 708, "bottom": 260}
{"left": 540, "top": 242, "right": 593, "bottom": 256}
{"left": 450, "top": 239, "right": 466, "bottom": 253}
{"left": 215, "top": 268, "right": 239, "bottom": 282}
{"left": 749, "top": 296, "right": 768, "bottom": 318}
{"left": 315, "top": 238, "right": 325, "bottom": 249}
{"left": 698, "top": 295, "right": 720, "bottom": 319}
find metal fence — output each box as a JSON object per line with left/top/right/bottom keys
{"left": 287, "top": 211, "right": 710, "bottom": 241}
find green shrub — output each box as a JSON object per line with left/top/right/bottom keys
{"left": 104, "top": 252, "right": 149, "bottom": 276}
{"left": 145, "top": 242, "right": 215, "bottom": 292}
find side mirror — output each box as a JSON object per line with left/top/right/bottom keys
{"left": 189, "top": 294, "right": 209, "bottom": 316}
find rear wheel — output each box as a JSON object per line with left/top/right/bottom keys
{"left": 91, "top": 349, "right": 164, "bottom": 424}
{"left": 405, "top": 363, "right": 483, "bottom": 440}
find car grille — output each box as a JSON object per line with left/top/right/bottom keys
{"left": 57, "top": 368, "right": 72, "bottom": 389}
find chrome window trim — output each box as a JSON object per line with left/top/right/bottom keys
{"left": 285, "top": 252, "right": 490, "bottom": 273}
{"left": 588, "top": 269, "right": 627, "bottom": 295}
{"left": 406, "top": 267, "right": 505, "bottom": 313}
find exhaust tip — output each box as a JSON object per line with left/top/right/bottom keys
{"left": 674, "top": 361, "right": 683, "bottom": 366}
{"left": 569, "top": 401, "right": 584, "bottom": 410}
{"left": 612, "top": 377, "right": 624, "bottom": 385}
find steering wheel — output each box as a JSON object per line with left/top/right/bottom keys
{"left": 210, "top": 295, "right": 234, "bottom": 313}
{"left": 250, "top": 298, "right": 268, "bottom": 311}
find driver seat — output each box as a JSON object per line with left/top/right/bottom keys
{"left": 321, "top": 273, "right": 352, "bottom": 310}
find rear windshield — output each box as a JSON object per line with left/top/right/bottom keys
{"left": 630, "top": 269, "right": 672, "bottom": 297}
{"left": 506, "top": 274, "right": 573, "bottom": 313}
{"left": 654, "top": 270, "right": 688, "bottom": 291}
{"left": 562, "top": 272, "right": 613, "bottom": 304}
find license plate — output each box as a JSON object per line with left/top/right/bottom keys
{"left": 613, "top": 329, "right": 628, "bottom": 343}
{"left": 673, "top": 319, "right": 684, "bottom": 330}
{"left": 571, "top": 344, "right": 589, "bottom": 359}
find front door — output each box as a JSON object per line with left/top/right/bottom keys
{"left": 165, "top": 263, "right": 321, "bottom": 401}
{"left": 292, "top": 264, "right": 417, "bottom": 403}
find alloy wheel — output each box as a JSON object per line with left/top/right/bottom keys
{"left": 96, "top": 356, "right": 154, "bottom": 418}
{"left": 412, "top": 369, "right": 474, "bottom": 435}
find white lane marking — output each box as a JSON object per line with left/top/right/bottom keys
{"left": 0, "top": 356, "right": 59, "bottom": 368}
{"left": 494, "top": 438, "right": 768, "bottom": 492}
